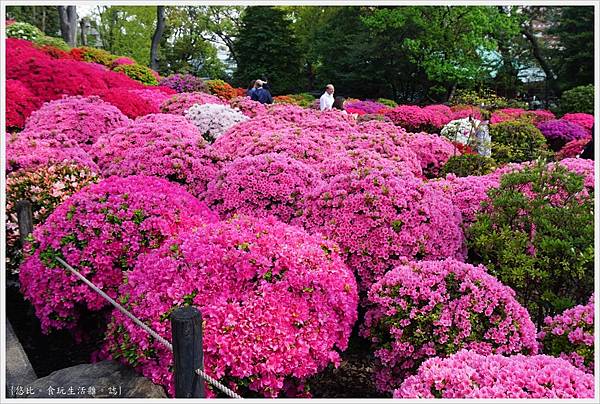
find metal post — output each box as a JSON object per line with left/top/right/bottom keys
{"left": 171, "top": 306, "right": 204, "bottom": 398}
{"left": 16, "top": 200, "right": 33, "bottom": 247}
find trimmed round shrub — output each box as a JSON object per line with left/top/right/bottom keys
{"left": 537, "top": 119, "right": 589, "bottom": 151}
{"left": 159, "top": 73, "right": 207, "bottom": 93}
{"left": 126, "top": 89, "right": 173, "bottom": 110}
{"left": 229, "top": 96, "right": 268, "bottom": 118}
{"left": 70, "top": 46, "right": 116, "bottom": 66}
{"left": 34, "top": 35, "right": 70, "bottom": 51}
{"left": 19, "top": 175, "right": 217, "bottom": 333}
{"left": 403, "top": 132, "right": 458, "bottom": 177}
{"left": 377, "top": 98, "right": 397, "bottom": 108}
{"left": 204, "top": 153, "right": 324, "bottom": 223}
{"left": 6, "top": 21, "right": 43, "bottom": 41}
{"left": 362, "top": 259, "right": 539, "bottom": 393}
{"left": 91, "top": 114, "right": 215, "bottom": 196}
{"left": 539, "top": 294, "right": 594, "bottom": 374}
{"left": 103, "top": 215, "right": 358, "bottom": 397}
{"left": 396, "top": 350, "right": 594, "bottom": 398}
{"left": 556, "top": 138, "right": 591, "bottom": 160}
{"left": 304, "top": 168, "right": 464, "bottom": 292}
{"left": 441, "top": 154, "right": 497, "bottom": 177}
{"left": 467, "top": 162, "right": 594, "bottom": 326}
{"left": 160, "top": 92, "right": 225, "bottom": 115}
{"left": 112, "top": 64, "right": 159, "bottom": 86}
{"left": 23, "top": 95, "right": 130, "bottom": 151}
{"left": 384, "top": 105, "right": 450, "bottom": 133}
{"left": 206, "top": 79, "right": 237, "bottom": 100}
{"left": 288, "top": 93, "right": 316, "bottom": 108}
{"left": 489, "top": 120, "right": 549, "bottom": 163}
{"left": 185, "top": 103, "right": 249, "bottom": 143}
{"left": 561, "top": 113, "right": 594, "bottom": 135}
{"left": 559, "top": 84, "right": 594, "bottom": 115}
{"left": 5, "top": 164, "right": 99, "bottom": 274}
{"left": 110, "top": 56, "right": 136, "bottom": 67}
{"left": 6, "top": 79, "right": 42, "bottom": 130}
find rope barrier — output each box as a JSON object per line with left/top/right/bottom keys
{"left": 55, "top": 257, "right": 242, "bottom": 399}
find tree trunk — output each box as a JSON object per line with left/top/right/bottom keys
{"left": 522, "top": 23, "right": 558, "bottom": 94}
{"left": 150, "top": 6, "right": 166, "bottom": 71}
{"left": 58, "top": 6, "right": 77, "bottom": 47}
{"left": 447, "top": 82, "right": 458, "bottom": 103}
{"left": 42, "top": 8, "right": 46, "bottom": 33}
{"left": 80, "top": 18, "right": 88, "bottom": 46}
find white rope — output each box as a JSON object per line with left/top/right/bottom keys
{"left": 55, "top": 257, "right": 242, "bottom": 399}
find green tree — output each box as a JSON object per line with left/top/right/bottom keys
{"left": 6, "top": 6, "right": 60, "bottom": 36}
{"left": 233, "top": 7, "right": 304, "bottom": 94}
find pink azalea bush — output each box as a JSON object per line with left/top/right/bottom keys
{"left": 362, "top": 258, "right": 539, "bottom": 393}
{"left": 6, "top": 79, "right": 42, "bottom": 130}
{"left": 5, "top": 163, "right": 99, "bottom": 274}
{"left": 561, "top": 113, "right": 594, "bottom": 135}
{"left": 383, "top": 105, "right": 450, "bottom": 133}
{"left": 160, "top": 92, "right": 225, "bottom": 115}
{"left": 449, "top": 105, "right": 483, "bottom": 121}
{"left": 303, "top": 168, "right": 465, "bottom": 291}
{"left": 110, "top": 56, "right": 136, "bottom": 68}
{"left": 401, "top": 132, "right": 458, "bottom": 177}
{"left": 23, "top": 95, "right": 130, "bottom": 151}
{"left": 185, "top": 103, "right": 249, "bottom": 142}
{"left": 91, "top": 114, "right": 217, "bottom": 196}
{"left": 344, "top": 100, "right": 389, "bottom": 115}
{"left": 396, "top": 350, "right": 594, "bottom": 398}
{"left": 556, "top": 138, "right": 591, "bottom": 160}
{"left": 6, "top": 131, "right": 98, "bottom": 174}
{"left": 539, "top": 294, "right": 594, "bottom": 373}
{"left": 19, "top": 175, "right": 217, "bottom": 333}
{"left": 490, "top": 108, "right": 527, "bottom": 124}
{"left": 204, "top": 153, "right": 324, "bottom": 224}
{"left": 127, "top": 89, "right": 173, "bottom": 110}
{"left": 553, "top": 157, "right": 595, "bottom": 191}
{"left": 229, "top": 96, "right": 268, "bottom": 118}
{"left": 103, "top": 215, "right": 358, "bottom": 397}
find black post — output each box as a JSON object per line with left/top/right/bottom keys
{"left": 171, "top": 306, "right": 204, "bottom": 398}
{"left": 16, "top": 200, "right": 33, "bottom": 247}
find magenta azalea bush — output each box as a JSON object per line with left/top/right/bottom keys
{"left": 127, "top": 89, "right": 173, "bottom": 110}
{"left": 537, "top": 119, "right": 589, "bottom": 151}
{"left": 19, "top": 175, "right": 217, "bottom": 333}
{"left": 185, "top": 103, "right": 249, "bottom": 142}
{"left": 5, "top": 163, "right": 99, "bottom": 274}
{"left": 159, "top": 73, "right": 207, "bottom": 93}
{"left": 344, "top": 100, "right": 388, "bottom": 115}
{"left": 304, "top": 168, "right": 464, "bottom": 291}
{"left": 6, "top": 131, "right": 98, "bottom": 174}
{"left": 159, "top": 91, "right": 225, "bottom": 115}
{"left": 401, "top": 132, "right": 458, "bottom": 177}
{"left": 23, "top": 95, "right": 130, "bottom": 151}
{"left": 204, "top": 153, "right": 324, "bottom": 224}
{"left": 362, "top": 258, "right": 539, "bottom": 393}
{"left": 556, "top": 138, "right": 591, "bottom": 160}
{"left": 561, "top": 113, "right": 594, "bottom": 135}
{"left": 396, "top": 350, "right": 594, "bottom": 398}
{"left": 384, "top": 105, "right": 450, "bottom": 133}
{"left": 490, "top": 108, "right": 527, "bottom": 124}
{"left": 229, "top": 96, "right": 268, "bottom": 118}
{"left": 91, "top": 114, "right": 217, "bottom": 196}
{"left": 553, "top": 158, "right": 595, "bottom": 191}
{"left": 539, "top": 294, "right": 594, "bottom": 374}
{"left": 103, "top": 215, "right": 358, "bottom": 397}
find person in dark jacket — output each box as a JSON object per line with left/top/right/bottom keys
{"left": 250, "top": 79, "right": 273, "bottom": 104}
{"left": 246, "top": 79, "right": 257, "bottom": 97}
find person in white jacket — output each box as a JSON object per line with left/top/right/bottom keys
{"left": 319, "top": 84, "right": 335, "bottom": 111}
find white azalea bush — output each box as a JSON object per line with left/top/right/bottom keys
{"left": 185, "top": 103, "right": 249, "bottom": 143}
{"left": 441, "top": 117, "right": 491, "bottom": 157}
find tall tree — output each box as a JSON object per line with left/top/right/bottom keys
{"left": 233, "top": 7, "right": 304, "bottom": 94}
{"left": 58, "top": 5, "right": 78, "bottom": 46}
{"left": 6, "top": 6, "right": 60, "bottom": 35}
{"left": 150, "top": 6, "right": 166, "bottom": 70}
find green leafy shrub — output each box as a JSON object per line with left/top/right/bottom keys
{"left": 34, "top": 35, "right": 70, "bottom": 51}
{"left": 559, "top": 85, "right": 594, "bottom": 115}
{"left": 6, "top": 22, "right": 43, "bottom": 41}
{"left": 490, "top": 120, "right": 549, "bottom": 163}
{"left": 113, "top": 64, "right": 159, "bottom": 86}
{"left": 467, "top": 162, "right": 594, "bottom": 326}
{"left": 288, "top": 93, "right": 316, "bottom": 108}
{"left": 441, "top": 154, "right": 498, "bottom": 177}
{"left": 451, "top": 88, "right": 526, "bottom": 110}
{"left": 377, "top": 98, "right": 398, "bottom": 108}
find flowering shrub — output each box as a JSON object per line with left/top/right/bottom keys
{"left": 402, "top": 133, "right": 458, "bottom": 177}
{"left": 274, "top": 95, "right": 296, "bottom": 105}
{"left": 204, "top": 153, "right": 324, "bottom": 223}
{"left": 34, "top": 35, "right": 71, "bottom": 52}
{"left": 97, "top": 88, "right": 158, "bottom": 118}
{"left": 91, "top": 114, "right": 217, "bottom": 196}
{"left": 554, "top": 157, "right": 595, "bottom": 191}
{"left": 23, "top": 96, "right": 130, "bottom": 151}
{"left": 6, "top": 131, "right": 98, "bottom": 175}
{"left": 5, "top": 164, "right": 99, "bottom": 274}
{"left": 304, "top": 168, "right": 464, "bottom": 291}
{"left": 206, "top": 79, "right": 238, "bottom": 100}
{"left": 110, "top": 56, "right": 136, "bottom": 68}
{"left": 539, "top": 294, "right": 594, "bottom": 373}
{"left": 556, "top": 138, "right": 591, "bottom": 160}
{"left": 19, "top": 175, "right": 217, "bottom": 333}
{"left": 440, "top": 154, "right": 497, "bottom": 178}
{"left": 537, "top": 119, "right": 589, "bottom": 151}
{"left": 6, "top": 79, "right": 42, "bottom": 130}
{"left": 384, "top": 105, "right": 450, "bottom": 133}
{"left": 396, "top": 350, "right": 594, "bottom": 398}
{"left": 362, "top": 258, "right": 538, "bottom": 393}
{"left": 228, "top": 96, "right": 268, "bottom": 118}
{"left": 126, "top": 89, "right": 173, "bottom": 110}
{"left": 489, "top": 120, "right": 548, "bottom": 163}
{"left": 159, "top": 92, "right": 225, "bottom": 115}
{"left": 112, "top": 64, "right": 159, "bottom": 86}
{"left": 103, "top": 215, "right": 358, "bottom": 397}
{"left": 70, "top": 46, "right": 116, "bottom": 66}
{"left": 490, "top": 108, "right": 527, "bottom": 124}
{"left": 561, "top": 113, "right": 594, "bottom": 135}
{"left": 185, "top": 103, "right": 249, "bottom": 143}
{"left": 6, "top": 21, "right": 43, "bottom": 41}
{"left": 159, "top": 73, "right": 207, "bottom": 93}
{"left": 467, "top": 162, "right": 594, "bottom": 325}
{"left": 449, "top": 104, "right": 483, "bottom": 121}
{"left": 344, "top": 100, "right": 388, "bottom": 115}
{"left": 38, "top": 44, "right": 73, "bottom": 59}
{"left": 440, "top": 117, "right": 491, "bottom": 156}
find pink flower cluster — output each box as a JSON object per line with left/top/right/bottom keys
{"left": 91, "top": 114, "right": 217, "bottom": 196}
{"left": 362, "top": 258, "right": 539, "bottom": 393}
{"left": 23, "top": 95, "right": 130, "bottom": 151}
{"left": 103, "top": 215, "right": 358, "bottom": 397}
{"left": 204, "top": 153, "right": 324, "bottom": 224}
{"left": 184, "top": 103, "right": 249, "bottom": 142}
{"left": 561, "top": 113, "right": 594, "bottom": 135}
{"left": 396, "top": 350, "right": 594, "bottom": 398}
{"left": 556, "top": 138, "right": 592, "bottom": 160}
{"left": 229, "top": 96, "right": 268, "bottom": 118}
{"left": 127, "top": 89, "right": 174, "bottom": 110}
{"left": 6, "top": 79, "right": 42, "bottom": 130}
{"left": 159, "top": 73, "right": 207, "bottom": 93}
{"left": 19, "top": 175, "right": 217, "bottom": 333}
{"left": 539, "top": 294, "right": 594, "bottom": 373}
{"left": 490, "top": 108, "right": 527, "bottom": 124}
{"left": 303, "top": 168, "right": 465, "bottom": 291}
{"left": 160, "top": 92, "right": 225, "bottom": 115}
{"left": 96, "top": 88, "right": 160, "bottom": 118}
{"left": 401, "top": 132, "right": 458, "bottom": 177}
{"left": 553, "top": 158, "right": 595, "bottom": 191}
{"left": 110, "top": 56, "right": 136, "bottom": 67}
{"left": 344, "top": 100, "right": 389, "bottom": 115}
{"left": 449, "top": 105, "right": 483, "bottom": 121}
{"left": 383, "top": 105, "right": 451, "bottom": 133}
